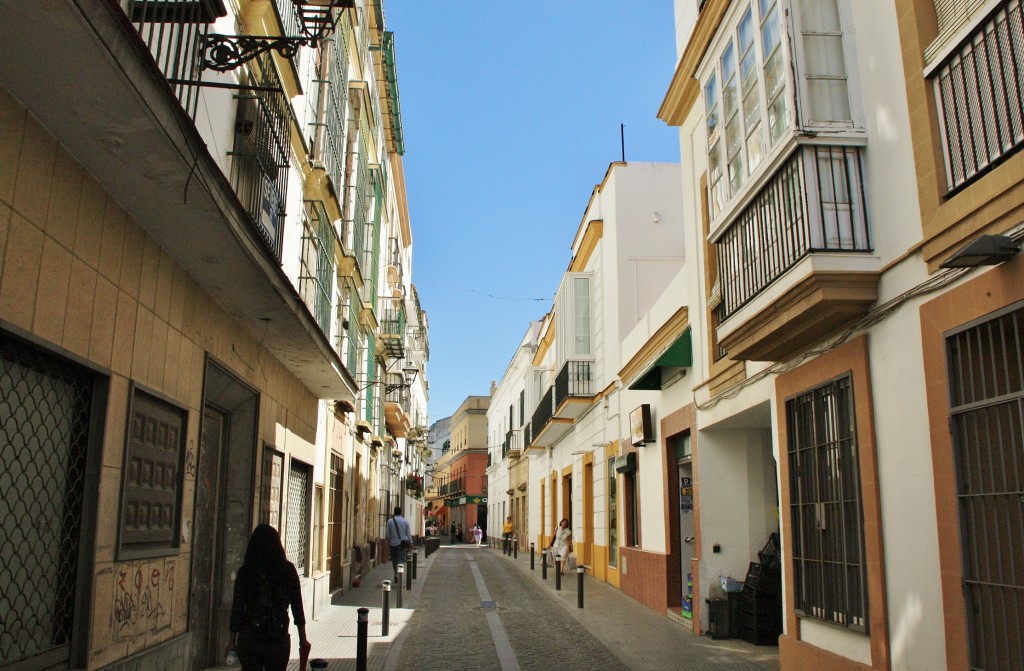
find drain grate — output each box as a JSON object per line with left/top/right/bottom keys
{"left": 480, "top": 601, "right": 498, "bottom": 609}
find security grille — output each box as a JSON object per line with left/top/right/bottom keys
{"left": 1, "top": 334, "right": 97, "bottom": 668}
{"left": 786, "top": 374, "right": 868, "bottom": 631}
{"left": 286, "top": 460, "right": 312, "bottom": 575}
{"left": 946, "top": 304, "right": 1024, "bottom": 671}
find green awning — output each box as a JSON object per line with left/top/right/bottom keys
{"left": 628, "top": 327, "right": 692, "bottom": 390}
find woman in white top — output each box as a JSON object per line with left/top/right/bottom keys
{"left": 549, "top": 518, "right": 573, "bottom": 574}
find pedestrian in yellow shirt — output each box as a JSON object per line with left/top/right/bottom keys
{"left": 502, "top": 516, "right": 514, "bottom": 552}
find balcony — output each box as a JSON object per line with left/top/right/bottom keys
{"left": 502, "top": 429, "right": 523, "bottom": 460}
{"left": 379, "top": 301, "right": 407, "bottom": 359}
{"left": 553, "top": 359, "right": 595, "bottom": 419}
{"left": 715, "top": 145, "right": 879, "bottom": 362}
{"left": 527, "top": 386, "right": 572, "bottom": 453}
{"left": 383, "top": 380, "right": 411, "bottom": 438}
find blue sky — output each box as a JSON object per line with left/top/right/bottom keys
{"left": 385, "top": 2, "right": 682, "bottom": 421}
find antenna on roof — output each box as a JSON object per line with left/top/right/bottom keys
{"left": 620, "top": 123, "right": 626, "bottom": 163}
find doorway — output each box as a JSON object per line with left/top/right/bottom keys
{"left": 189, "top": 360, "right": 258, "bottom": 671}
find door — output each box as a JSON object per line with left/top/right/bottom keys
{"left": 189, "top": 407, "right": 225, "bottom": 671}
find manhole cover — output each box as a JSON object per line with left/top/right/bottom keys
{"left": 480, "top": 601, "right": 497, "bottom": 609}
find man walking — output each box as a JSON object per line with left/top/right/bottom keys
{"left": 386, "top": 506, "right": 412, "bottom": 582}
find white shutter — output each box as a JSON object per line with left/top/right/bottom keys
{"left": 926, "top": 0, "right": 995, "bottom": 62}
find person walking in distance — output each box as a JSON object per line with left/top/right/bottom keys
{"left": 502, "top": 515, "right": 514, "bottom": 552}
{"left": 386, "top": 506, "right": 413, "bottom": 582}
{"left": 225, "top": 524, "right": 310, "bottom": 671}
{"left": 549, "top": 518, "right": 573, "bottom": 575}
{"left": 472, "top": 524, "right": 483, "bottom": 547}
{"left": 449, "top": 520, "right": 456, "bottom": 544}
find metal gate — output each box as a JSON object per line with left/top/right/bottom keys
{"left": 946, "top": 303, "right": 1024, "bottom": 671}
{"left": 286, "top": 460, "right": 311, "bottom": 575}
{"left": 1, "top": 334, "right": 98, "bottom": 670}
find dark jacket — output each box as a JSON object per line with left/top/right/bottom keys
{"left": 229, "top": 561, "right": 305, "bottom": 633}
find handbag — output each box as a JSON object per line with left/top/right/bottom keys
{"left": 566, "top": 551, "right": 577, "bottom": 572}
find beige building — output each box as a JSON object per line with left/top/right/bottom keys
{"left": 0, "top": 2, "right": 426, "bottom": 671}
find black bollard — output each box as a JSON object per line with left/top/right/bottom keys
{"left": 542, "top": 549, "right": 548, "bottom": 580}
{"left": 513, "top": 537, "right": 518, "bottom": 559}
{"left": 555, "top": 559, "right": 562, "bottom": 590}
{"left": 381, "top": 580, "right": 391, "bottom": 636}
{"left": 356, "top": 607, "right": 369, "bottom": 671}
{"left": 396, "top": 565, "right": 404, "bottom": 608}
{"left": 413, "top": 549, "right": 418, "bottom": 579}
{"left": 577, "top": 567, "right": 585, "bottom": 608}
{"left": 406, "top": 558, "right": 413, "bottom": 590}
{"left": 530, "top": 543, "right": 535, "bottom": 570}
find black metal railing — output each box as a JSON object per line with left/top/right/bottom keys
{"left": 554, "top": 360, "right": 594, "bottom": 408}
{"left": 933, "top": 0, "right": 1024, "bottom": 193}
{"left": 384, "top": 380, "right": 410, "bottom": 412}
{"left": 229, "top": 53, "right": 291, "bottom": 259}
{"left": 716, "top": 145, "right": 870, "bottom": 322}
{"left": 379, "top": 305, "right": 406, "bottom": 338}
{"left": 127, "top": 0, "right": 224, "bottom": 119}
{"left": 531, "top": 387, "right": 554, "bottom": 438}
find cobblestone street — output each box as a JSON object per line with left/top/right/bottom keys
{"left": 284, "top": 543, "right": 779, "bottom": 671}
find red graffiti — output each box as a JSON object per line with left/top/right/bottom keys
{"left": 118, "top": 570, "right": 127, "bottom": 591}
{"left": 151, "top": 568, "right": 160, "bottom": 588}
{"left": 135, "top": 568, "right": 143, "bottom": 590}
{"left": 166, "top": 565, "right": 175, "bottom": 591}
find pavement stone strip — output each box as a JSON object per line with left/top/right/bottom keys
{"left": 269, "top": 542, "right": 779, "bottom": 671}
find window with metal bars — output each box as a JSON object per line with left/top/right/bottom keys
{"left": 1, "top": 333, "right": 100, "bottom": 669}
{"left": 299, "top": 200, "right": 334, "bottom": 334}
{"left": 946, "top": 303, "right": 1024, "bottom": 670}
{"left": 931, "top": 0, "right": 1024, "bottom": 193}
{"left": 786, "top": 374, "right": 868, "bottom": 631}
{"left": 286, "top": 459, "right": 312, "bottom": 575}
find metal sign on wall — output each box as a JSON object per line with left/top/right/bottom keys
{"left": 445, "top": 495, "right": 488, "bottom": 506}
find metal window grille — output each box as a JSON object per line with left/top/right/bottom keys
{"left": 786, "top": 374, "right": 868, "bottom": 631}
{"left": 259, "top": 447, "right": 283, "bottom": 529}
{"left": 299, "top": 200, "right": 334, "bottom": 334}
{"left": 1, "top": 334, "right": 97, "bottom": 667}
{"left": 229, "top": 53, "right": 290, "bottom": 259}
{"left": 716, "top": 145, "right": 870, "bottom": 322}
{"left": 946, "top": 303, "right": 1024, "bottom": 671}
{"left": 286, "top": 460, "right": 312, "bottom": 575}
{"left": 933, "top": 0, "right": 1024, "bottom": 193}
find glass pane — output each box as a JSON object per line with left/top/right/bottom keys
{"left": 574, "top": 277, "right": 590, "bottom": 355}
{"left": 761, "top": 2, "right": 782, "bottom": 53}
{"left": 705, "top": 75, "right": 719, "bottom": 137}
{"left": 803, "top": 34, "right": 848, "bottom": 77}
{"left": 798, "top": 0, "right": 842, "bottom": 32}
{"left": 746, "top": 122, "right": 763, "bottom": 172}
{"left": 721, "top": 43, "right": 738, "bottom": 117}
{"left": 764, "top": 47, "right": 786, "bottom": 101}
{"left": 768, "top": 94, "right": 789, "bottom": 144}
{"left": 807, "top": 79, "right": 852, "bottom": 121}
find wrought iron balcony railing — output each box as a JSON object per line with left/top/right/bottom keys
{"left": 716, "top": 145, "right": 871, "bottom": 322}
{"left": 932, "top": 0, "right": 1024, "bottom": 193}
{"left": 531, "top": 386, "right": 554, "bottom": 440}
{"left": 554, "top": 360, "right": 594, "bottom": 408}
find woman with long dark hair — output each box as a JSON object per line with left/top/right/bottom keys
{"left": 225, "top": 524, "right": 310, "bottom": 671}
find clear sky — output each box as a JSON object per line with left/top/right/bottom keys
{"left": 385, "top": 2, "right": 682, "bottom": 422}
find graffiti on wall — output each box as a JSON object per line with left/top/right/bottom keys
{"left": 111, "top": 557, "right": 176, "bottom": 639}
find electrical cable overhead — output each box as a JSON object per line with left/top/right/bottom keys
{"left": 429, "top": 282, "right": 548, "bottom": 302}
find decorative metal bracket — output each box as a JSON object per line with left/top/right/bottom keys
{"left": 201, "top": 34, "right": 312, "bottom": 72}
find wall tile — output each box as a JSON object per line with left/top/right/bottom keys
{"left": 45, "top": 149, "right": 84, "bottom": 247}
{"left": 12, "top": 113, "right": 57, "bottom": 227}
{"left": 138, "top": 237, "right": 160, "bottom": 310}
{"left": 33, "top": 237, "right": 73, "bottom": 344}
{"left": 120, "top": 223, "right": 145, "bottom": 300}
{"left": 132, "top": 306, "right": 155, "bottom": 387}
{"left": 154, "top": 249, "right": 174, "bottom": 321}
{"left": 90, "top": 275, "right": 119, "bottom": 369}
{"left": 63, "top": 258, "right": 96, "bottom": 358}
{"left": 111, "top": 290, "right": 137, "bottom": 377}
{"left": 98, "top": 199, "right": 127, "bottom": 283}
{"left": 0, "top": 212, "right": 42, "bottom": 330}
{"left": 74, "top": 178, "right": 105, "bottom": 269}
{"left": 0, "top": 89, "right": 26, "bottom": 205}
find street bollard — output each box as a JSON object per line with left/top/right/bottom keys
{"left": 356, "top": 607, "right": 369, "bottom": 671}
{"left": 406, "top": 557, "right": 413, "bottom": 590}
{"left": 413, "top": 549, "right": 418, "bottom": 579}
{"left": 530, "top": 542, "right": 535, "bottom": 570}
{"left": 513, "top": 536, "right": 518, "bottom": 559}
{"left": 542, "top": 549, "right": 548, "bottom": 580}
{"left": 381, "top": 580, "right": 391, "bottom": 636}
{"left": 577, "top": 566, "right": 585, "bottom": 608}
{"left": 555, "top": 559, "right": 562, "bottom": 590}
{"left": 396, "top": 564, "right": 404, "bottom": 608}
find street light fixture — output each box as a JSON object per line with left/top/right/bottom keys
{"left": 201, "top": 0, "right": 355, "bottom": 72}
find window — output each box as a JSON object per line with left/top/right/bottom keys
{"left": 286, "top": 459, "right": 313, "bottom": 576}
{"left": 931, "top": 0, "right": 1024, "bottom": 192}
{"left": 703, "top": 0, "right": 789, "bottom": 212}
{"left": 946, "top": 304, "right": 1024, "bottom": 670}
{"left": 300, "top": 200, "right": 334, "bottom": 335}
{"left": 786, "top": 374, "right": 867, "bottom": 630}
{"left": 556, "top": 273, "right": 593, "bottom": 361}
{"left": 120, "top": 389, "right": 187, "bottom": 557}
{"left": 795, "top": 0, "right": 852, "bottom": 125}
{"left": 260, "top": 446, "right": 284, "bottom": 529}
{"left": 608, "top": 457, "right": 618, "bottom": 567}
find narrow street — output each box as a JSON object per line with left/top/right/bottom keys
{"left": 283, "top": 542, "right": 779, "bottom": 671}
